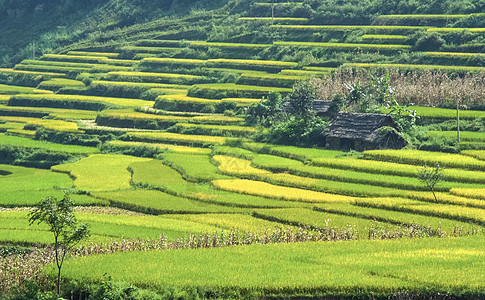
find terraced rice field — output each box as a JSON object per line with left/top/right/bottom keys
{"left": 1, "top": 5, "right": 485, "bottom": 298}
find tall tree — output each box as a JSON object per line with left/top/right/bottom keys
{"left": 29, "top": 194, "right": 90, "bottom": 295}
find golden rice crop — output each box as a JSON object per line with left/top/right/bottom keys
{"left": 376, "top": 14, "right": 471, "bottom": 20}
{"left": 107, "top": 140, "right": 211, "bottom": 154}
{"left": 91, "top": 80, "right": 191, "bottom": 89}
{"left": 174, "top": 123, "right": 257, "bottom": 135}
{"left": 108, "top": 71, "right": 203, "bottom": 80}
{"left": 207, "top": 59, "right": 298, "bottom": 68}
{"left": 212, "top": 179, "right": 355, "bottom": 203}
{"left": 100, "top": 109, "right": 191, "bottom": 122}
{"left": 190, "top": 41, "right": 273, "bottom": 48}
{"left": 239, "top": 17, "right": 308, "bottom": 22}
{"left": 41, "top": 53, "right": 108, "bottom": 62}
{"left": 425, "top": 52, "right": 485, "bottom": 58}
{"left": 193, "top": 83, "right": 292, "bottom": 93}
{"left": 158, "top": 94, "right": 222, "bottom": 104}
{"left": 461, "top": 150, "right": 485, "bottom": 161}
{"left": 274, "top": 41, "right": 411, "bottom": 50}
{"left": 212, "top": 155, "right": 271, "bottom": 177}
{"left": 0, "top": 95, "right": 11, "bottom": 103}
{"left": 362, "top": 34, "right": 407, "bottom": 40}
{"left": 343, "top": 63, "right": 485, "bottom": 72}
{"left": 10, "top": 93, "right": 154, "bottom": 108}
{"left": 363, "top": 149, "right": 485, "bottom": 171}
{"left": 126, "top": 132, "right": 231, "bottom": 145}
{"left": 67, "top": 51, "right": 120, "bottom": 58}
{"left": 427, "top": 28, "right": 485, "bottom": 32}
{"left": 449, "top": 188, "right": 485, "bottom": 200}
{"left": 190, "top": 115, "right": 245, "bottom": 124}
{"left": 0, "top": 68, "right": 66, "bottom": 77}
{"left": 0, "top": 116, "right": 79, "bottom": 132}
{"left": 141, "top": 57, "right": 207, "bottom": 65}
{"left": 271, "top": 25, "right": 429, "bottom": 31}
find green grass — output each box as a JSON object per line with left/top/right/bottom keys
{"left": 0, "top": 134, "right": 99, "bottom": 154}
{"left": 239, "top": 17, "right": 309, "bottom": 22}
{"left": 62, "top": 236, "right": 485, "bottom": 295}
{"left": 51, "top": 154, "right": 151, "bottom": 192}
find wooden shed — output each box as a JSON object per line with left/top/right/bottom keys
{"left": 324, "top": 113, "right": 408, "bottom": 151}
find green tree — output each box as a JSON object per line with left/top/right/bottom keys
{"left": 417, "top": 164, "right": 444, "bottom": 203}
{"left": 287, "top": 80, "right": 317, "bottom": 120}
{"left": 29, "top": 194, "right": 90, "bottom": 295}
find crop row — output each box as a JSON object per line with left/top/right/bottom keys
{"left": 106, "top": 140, "right": 211, "bottom": 155}
{"left": 129, "top": 159, "right": 293, "bottom": 209}
{"left": 51, "top": 154, "right": 152, "bottom": 192}
{"left": 273, "top": 41, "right": 411, "bottom": 50}
{"left": 107, "top": 71, "right": 210, "bottom": 85}
{"left": 61, "top": 235, "right": 485, "bottom": 295}
{"left": 0, "top": 105, "right": 97, "bottom": 120}
{"left": 125, "top": 131, "right": 238, "bottom": 147}
{"left": 155, "top": 94, "right": 258, "bottom": 112}
{"left": 462, "top": 150, "right": 485, "bottom": 161}
{"left": 9, "top": 94, "right": 154, "bottom": 111}
{"left": 428, "top": 131, "right": 485, "bottom": 142}
{"left": 188, "top": 83, "right": 292, "bottom": 99}
{"left": 0, "top": 134, "right": 98, "bottom": 154}
{"left": 0, "top": 83, "right": 53, "bottom": 95}
{"left": 314, "top": 202, "right": 478, "bottom": 232}
{"left": 0, "top": 116, "right": 80, "bottom": 132}
{"left": 170, "top": 123, "right": 257, "bottom": 137}
{"left": 271, "top": 24, "right": 429, "bottom": 31}
{"left": 237, "top": 73, "right": 307, "bottom": 88}
{"left": 344, "top": 63, "right": 485, "bottom": 73}
{"left": 140, "top": 57, "right": 298, "bottom": 73}
{"left": 251, "top": 154, "right": 482, "bottom": 191}
{"left": 363, "top": 149, "right": 485, "bottom": 171}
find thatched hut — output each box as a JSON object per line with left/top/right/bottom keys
{"left": 324, "top": 113, "right": 408, "bottom": 151}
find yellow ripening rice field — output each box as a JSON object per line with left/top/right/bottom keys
{"left": 213, "top": 155, "right": 271, "bottom": 177}
{"left": 0, "top": 116, "right": 80, "bottom": 132}
{"left": 449, "top": 188, "right": 485, "bottom": 200}
{"left": 107, "top": 140, "right": 211, "bottom": 155}
{"left": 212, "top": 179, "right": 355, "bottom": 203}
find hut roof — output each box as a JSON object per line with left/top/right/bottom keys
{"left": 324, "top": 113, "right": 399, "bottom": 141}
